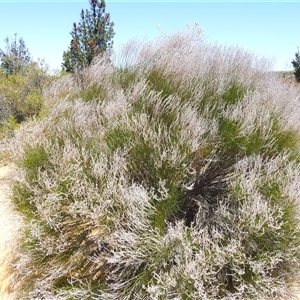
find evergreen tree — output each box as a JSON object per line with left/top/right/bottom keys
{"left": 0, "top": 33, "right": 32, "bottom": 75}
{"left": 291, "top": 48, "right": 300, "bottom": 82}
{"left": 62, "top": 0, "right": 115, "bottom": 73}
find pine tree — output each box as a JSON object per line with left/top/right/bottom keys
{"left": 62, "top": 0, "right": 115, "bottom": 73}
{"left": 291, "top": 48, "right": 300, "bottom": 82}
{"left": 0, "top": 33, "right": 32, "bottom": 75}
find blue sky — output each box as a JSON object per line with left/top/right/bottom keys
{"left": 0, "top": 1, "right": 298, "bottom": 72}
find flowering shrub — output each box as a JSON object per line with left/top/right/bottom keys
{"left": 7, "top": 30, "right": 300, "bottom": 299}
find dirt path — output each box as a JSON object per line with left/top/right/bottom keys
{"left": 0, "top": 164, "right": 22, "bottom": 300}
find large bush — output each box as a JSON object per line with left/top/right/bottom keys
{"left": 7, "top": 31, "right": 300, "bottom": 299}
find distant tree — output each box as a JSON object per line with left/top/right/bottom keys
{"left": 62, "top": 0, "right": 115, "bottom": 73}
{"left": 0, "top": 33, "right": 32, "bottom": 75}
{"left": 291, "top": 47, "right": 300, "bottom": 82}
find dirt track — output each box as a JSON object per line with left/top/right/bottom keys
{"left": 0, "top": 164, "right": 21, "bottom": 300}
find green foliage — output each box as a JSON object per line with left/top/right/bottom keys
{"left": 80, "top": 83, "right": 107, "bottom": 102}
{"left": 0, "top": 33, "right": 31, "bottom": 75}
{"left": 0, "top": 59, "right": 51, "bottom": 137}
{"left": 62, "top": 0, "right": 115, "bottom": 73}
{"left": 291, "top": 48, "right": 300, "bottom": 82}
{"left": 22, "top": 145, "right": 51, "bottom": 181}
{"left": 0, "top": 34, "right": 49, "bottom": 139}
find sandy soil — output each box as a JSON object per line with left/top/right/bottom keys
{"left": 0, "top": 164, "right": 22, "bottom": 300}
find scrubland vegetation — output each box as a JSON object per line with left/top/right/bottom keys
{"left": 1, "top": 29, "right": 300, "bottom": 299}
{"left": 0, "top": 33, "right": 59, "bottom": 141}
{"left": 0, "top": 60, "right": 55, "bottom": 130}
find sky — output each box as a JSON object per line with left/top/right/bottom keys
{"left": 0, "top": 0, "right": 298, "bottom": 72}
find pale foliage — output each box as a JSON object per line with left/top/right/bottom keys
{"left": 5, "top": 30, "right": 300, "bottom": 299}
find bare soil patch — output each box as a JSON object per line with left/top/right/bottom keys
{"left": 0, "top": 164, "right": 22, "bottom": 300}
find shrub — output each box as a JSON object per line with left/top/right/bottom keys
{"left": 6, "top": 30, "right": 300, "bottom": 299}
{"left": 0, "top": 59, "right": 54, "bottom": 140}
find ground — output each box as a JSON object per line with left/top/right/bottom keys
{"left": 0, "top": 164, "right": 21, "bottom": 300}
